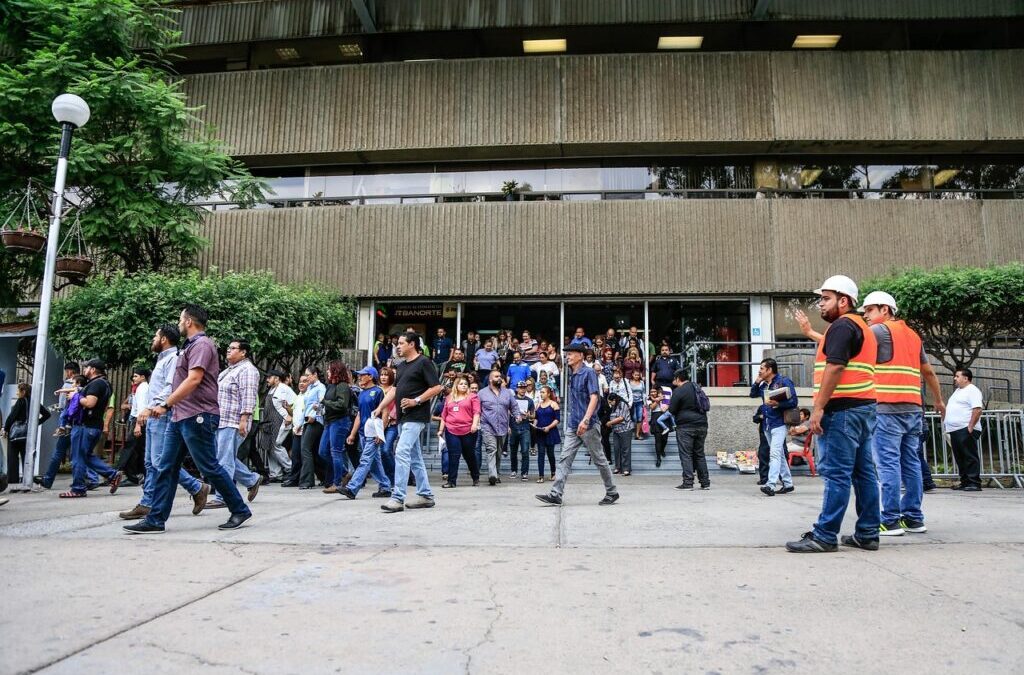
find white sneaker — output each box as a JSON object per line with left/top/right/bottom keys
{"left": 405, "top": 494, "right": 436, "bottom": 509}
{"left": 380, "top": 498, "right": 404, "bottom": 513}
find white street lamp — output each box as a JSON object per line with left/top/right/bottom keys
{"left": 18, "top": 94, "right": 90, "bottom": 491}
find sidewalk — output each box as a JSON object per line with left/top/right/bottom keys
{"left": 2, "top": 475, "right": 1022, "bottom": 674}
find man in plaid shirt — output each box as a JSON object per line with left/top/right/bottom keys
{"left": 208, "top": 339, "right": 262, "bottom": 508}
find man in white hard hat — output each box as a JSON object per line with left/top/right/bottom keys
{"left": 860, "top": 291, "right": 944, "bottom": 537}
{"left": 787, "top": 275, "right": 881, "bottom": 553}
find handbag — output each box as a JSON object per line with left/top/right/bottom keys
{"left": 9, "top": 421, "right": 28, "bottom": 441}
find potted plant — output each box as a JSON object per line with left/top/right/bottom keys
{"left": 1, "top": 181, "right": 48, "bottom": 254}
{"left": 54, "top": 211, "right": 93, "bottom": 285}
{"left": 501, "top": 180, "right": 519, "bottom": 202}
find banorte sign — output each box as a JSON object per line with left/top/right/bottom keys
{"left": 391, "top": 303, "right": 458, "bottom": 319}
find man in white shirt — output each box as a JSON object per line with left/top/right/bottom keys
{"left": 943, "top": 368, "right": 984, "bottom": 491}
{"left": 265, "top": 369, "right": 295, "bottom": 481}
{"left": 529, "top": 351, "right": 559, "bottom": 388}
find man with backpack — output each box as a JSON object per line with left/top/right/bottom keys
{"left": 668, "top": 368, "right": 710, "bottom": 491}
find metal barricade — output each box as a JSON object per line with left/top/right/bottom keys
{"left": 923, "top": 410, "right": 1024, "bottom": 488}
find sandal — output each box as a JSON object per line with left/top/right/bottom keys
{"left": 59, "top": 491, "right": 86, "bottom": 498}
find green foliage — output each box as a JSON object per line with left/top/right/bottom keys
{"left": 49, "top": 271, "right": 356, "bottom": 372}
{"left": 861, "top": 264, "right": 1024, "bottom": 371}
{"left": 0, "top": 0, "right": 264, "bottom": 305}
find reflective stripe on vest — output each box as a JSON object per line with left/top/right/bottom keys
{"left": 875, "top": 319, "right": 923, "bottom": 405}
{"left": 813, "top": 313, "right": 877, "bottom": 403}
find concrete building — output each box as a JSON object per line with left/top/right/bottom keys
{"left": 170, "top": 0, "right": 1024, "bottom": 391}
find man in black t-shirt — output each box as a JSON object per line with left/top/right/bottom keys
{"left": 374, "top": 332, "right": 443, "bottom": 513}
{"left": 64, "top": 359, "right": 122, "bottom": 498}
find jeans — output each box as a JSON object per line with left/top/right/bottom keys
{"left": 443, "top": 430, "right": 480, "bottom": 485}
{"left": 675, "top": 425, "right": 710, "bottom": 487}
{"left": 140, "top": 414, "right": 202, "bottom": 508}
{"left": 549, "top": 425, "right": 616, "bottom": 499}
{"left": 509, "top": 422, "right": 532, "bottom": 476}
{"left": 611, "top": 430, "right": 632, "bottom": 472}
{"left": 631, "top": 401, "right": 644, "bottom": 425}
{"left": 812, "top": 403, "right": 880, "bottom": 545}
{"left": 214, "top": 427, "right": 260, "bottom": 493}
{"left": 481, "top": 430, "right": 507, "bottom": 479}
{"left": 144, "top": 414, "right": 250, "bottom": 528}
{"left": 949, "top": 427, "right": 983, "bottom": 489}
{"left": 299, "top": 421, "right": 324, "bottom": 487}
{"left": 346, "top": 435, "right": 392, "bottom": 496}
{"left": 318, "top": 418, "right": 352, "bottom": 487}
{"left": 391, "top": 421, "right": 433, "bottom": 503}
{"left": 41, "top": 432, "right": 98, "bottom": 488}
{"left": 766, "top": 424, "right": 793, "bottom": 489}
{"left": 380, "top": 424, "right": 398, "bottom": 485}
{"left": 70, "top": 426, "right": 118, "bottom": 493}
{"left": 757, "top": 424, "right": 771, "bottom": 483}
{"left": 873, "top": 412, "right": 924, "bottom": 524}
{"left": 537, "top": 442, "right": 557, "bottom": 477}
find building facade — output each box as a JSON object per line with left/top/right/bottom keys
{"left": 173, "top": 0, "right": 1024, "bottom": 384}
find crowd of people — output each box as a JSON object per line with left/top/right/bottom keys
{"left": 0, "top": 282, "right": 993, "bottom": 550}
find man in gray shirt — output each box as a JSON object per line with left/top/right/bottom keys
{"left": 477, "top": 369, "right": 519, "bottom": 485}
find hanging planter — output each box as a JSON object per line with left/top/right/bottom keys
{"left": 55, "top": 210, "right": 94, "bottom": 285}
{"left": 1, "top": 180, "right": 49, "bottom": 254}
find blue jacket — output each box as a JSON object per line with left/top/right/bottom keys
{"left": 749, "top": 374, "right": 798, "bottom": 430}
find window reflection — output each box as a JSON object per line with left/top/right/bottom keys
{"left": 216, "top": 160, "right": 1024, "bottom": 206}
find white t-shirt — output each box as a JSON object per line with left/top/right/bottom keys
{"left": 130, "top": 381, "right": 150, "bottom": 418}
{"left": 944, "top": 383, "right": 983, "bottom": 432}
{"left": 530, "top": 361, "right": 558, "bottom": 381}
{"left": 272, "top": 383, "right": 297, "bottom": 419}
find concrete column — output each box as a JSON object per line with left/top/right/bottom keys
{"left": 748, "top": 295, "right": 775, "bottom": 381}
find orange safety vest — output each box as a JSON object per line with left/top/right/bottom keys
{"left": 874, "top": 319, "right": 923, "bottom": 405}
{"left": 813, "top": 313, "right": 877, "bottom": 404}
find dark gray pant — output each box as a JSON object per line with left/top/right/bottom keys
{"left": 675, "top": 425, "right": 710, "bottom": 487}
{"left": 299, "top": 421, "right": 324, "bottom": 487}
{"left": 611, "top": 430, "right": 632, "bottom": 472}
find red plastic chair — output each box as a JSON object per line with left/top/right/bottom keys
{"left": 788, "top": 433, "right": 817, "bottom": 476}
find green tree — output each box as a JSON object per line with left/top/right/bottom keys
{"left": 0, "top": 0, "right": 263, "bottom": 306}
{"left": 861, "top": 264, "right": 1024, "bottom": 372}
{"left": 49, "top": 271, "right": 356, "bottom": 373}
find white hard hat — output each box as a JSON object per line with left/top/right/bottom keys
{"left": 858, "top": 290, "right": 898, "bottom": 314}
{"left": 814, "top": 275, "right": 859, "bottom": 304}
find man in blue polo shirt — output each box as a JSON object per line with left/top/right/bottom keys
{"left": 536, "top": 342, "right": 619, "bottom": 506}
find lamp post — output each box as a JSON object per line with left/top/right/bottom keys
{"left": 19, "top": 94, "right": 90, "bottom": 491}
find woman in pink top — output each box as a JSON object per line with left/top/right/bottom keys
{"left": 378, "top": 367, "right": 399, "bottom": 484}
{"left": 437, "top": 374, "right": 481, "bottom": 488}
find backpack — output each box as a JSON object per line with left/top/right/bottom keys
{"left": 65, "top": 391, "right": 87, "bottom": 425}
{"left": 691, "top": 382, "right": 711, "bottom": 414}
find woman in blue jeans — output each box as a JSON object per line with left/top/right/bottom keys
{"left": 532, "top": 386, "right": 561, "bottom": 482}
{"left": 378, "top": 367, "right": 398, "bottom": 483}
{"left": 319, "top": 361, "right": 353, "bottom": 493}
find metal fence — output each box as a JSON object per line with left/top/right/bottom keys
{"left": 923, "top": 410, "right": 1024, "bottom": 488}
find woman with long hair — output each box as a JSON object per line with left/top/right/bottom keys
{"left": 621, "top": 346, "right": 644, "bottom": 381}
{"left": 319, "top": 361, "right": 353, "bottom": 493}
{"left": 532, "top": 385, "right": 560, "bottom": 482}
{"left": 627, "top": 369, "right": 648, "bottom": 440}
{"left": 377, "top": 366, "right": 398, "bottom": 483}
{"left": 599, "top": 346, "right": 618, "bottom": 381}
{"left": 3, "top": 383, "right": 51, "bottom": 484}
{"left": 436, "top": 374, "right": 480, "bottom": 487}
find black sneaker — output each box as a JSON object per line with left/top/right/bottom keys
{"left": 760, "top": 485, "right": 775, "bottom": 496}
{"left": 599, "top": 493, "right": 620, "bottom": 506}
{"left": 841, "top": 534, "right": 879, "bottom": 551}
{"left": 123, "top": 522, "right": 165, "bottom": 535}
{"left": 879, "top": 521, "right": 904, "bottom": 537}
{"left": 535, "top": 494, "right": 562, "bottom": 506}
{"left": 923, "top": 484, "right": 937, "bottom": 493}
{"left": 778, "top": 485, "right": 795, "bottom": 494}
{"left": 488, "top": 476, "right": 498, "bottom": 486}
{"left": 785, "top": 531, "right": 837, "bottom": 553}
{"left": 899, "top": 517, "right": 927, "bottom": 533}
{"left": 338, "top": 487, "right": 356, "bottom": 500}
{"left": 675, "top": 483, "right": 693, "bottom": 490}
{"left": 371, "top": 489, "right": 391, "bottom": 499}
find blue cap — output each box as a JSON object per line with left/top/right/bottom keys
{"left": 355, "top": 366, "right": 379, "bottom": 381}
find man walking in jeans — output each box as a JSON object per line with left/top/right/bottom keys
{"left": 124, "top": 305, "right": 251, "bottom": 533}
{"left": 861, "top": 291, "right": 945, "bottom": 535}
{"left": 59, "top": 359, "right": 123, "bottom": 498}
{"left": 373, "top": 332, "right": 443, "bottom": 513}
{"left": 207, "top": 339, "right": 262, "bottom": 508}
{"left": 787, "top": 275, "right": 879, "bottom": 553}
{"left": 536, "top": 342, "right": 619, "bottom": 506}
{"left": 119, "top": 325, "right": 210, "bottom": 520}
{"left": 668, "top": 369, "right": 710, "bottom": 491}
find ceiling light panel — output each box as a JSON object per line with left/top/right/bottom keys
{"left": 658, "top": 36, "right": 703, "bottom": 50}
{"left": 792, "top": 35, "right": 841, "bottom": 49}
{"left": 523, "top": 39, "right": 566, "bottom": 54}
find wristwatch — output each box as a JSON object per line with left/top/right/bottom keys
{"left": 414, "top": 396, "right": 421, "bottom": 405}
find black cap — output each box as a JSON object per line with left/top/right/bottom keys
{"left": 84, "top": 358, "right": 106, "bottom": 373}
{"left": 268, "top": 369, "right": 286, "bottom": 378}
{"left": 563, "top": 341, "right": 588, "bottom": 353}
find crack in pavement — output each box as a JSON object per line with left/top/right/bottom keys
{"left": 19, "top": 566, "right": 273, "bottom": 675}
{"left": 462, "top": 581, "right": 504, "bottom": 675}
{"left": 142, "top": 641, "right": 262, "bottom": 675}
